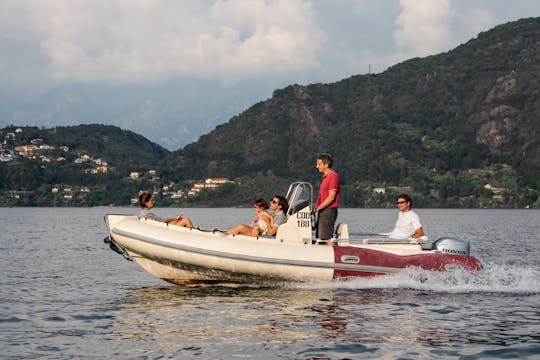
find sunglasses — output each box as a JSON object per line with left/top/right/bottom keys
{"left": 270, "top": 200, "right": 278, "bottom": 204}
{"left": 396, "top": 200, "right": 407, "bottom": 205}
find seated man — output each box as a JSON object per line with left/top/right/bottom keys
{"left": 388, "top": 194, "right": 424, "bottom": 239}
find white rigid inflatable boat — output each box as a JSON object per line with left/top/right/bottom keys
{"left": 104, "top": 182, "right": 482, "bottom": 284}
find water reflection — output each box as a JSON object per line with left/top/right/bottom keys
{"left": 108, "top": 285, "right": 445, "bottom": 357}
{"left": 108, "top": 285, "right": 341, "bottom": 356}
{"left": 3, "top": 207, "right": 539, "bottom": 359}
{"left": 108, "top": 283, "right": 540, "bottom": 355}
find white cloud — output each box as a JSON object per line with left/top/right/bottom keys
{"left": 454, "top": 6, "right": 494, "bottom": 42}
{"left": 393, "top": 0, "right": 455, "bottom": 57}
{"left": 8, "top": 0, "right": 326, "bottom": 85}
{"left": 1, "top": 0, "right": 539, "bottom": 97}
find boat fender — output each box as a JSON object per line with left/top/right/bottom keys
{"left": 109, "top": 241, "right": 123, "bottom": 255}
{"left": 103, "top": 236, "right": 112, "bottom": 244}
{"left": 431, "top": 237, "right": 470, "bottom": 256}
{"left": 108, "top": 241, "right": 133, "bottom": 261}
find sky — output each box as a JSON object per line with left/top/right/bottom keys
{"left": 1, "top": 0, "right": 539, "bottom": 99}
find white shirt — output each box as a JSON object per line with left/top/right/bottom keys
{"left": 389, "top": 210, "right": 422, "bottom": 239}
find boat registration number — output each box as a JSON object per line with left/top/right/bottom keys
{"left": 297, "top": 211, "right": 310, "bottom": 228}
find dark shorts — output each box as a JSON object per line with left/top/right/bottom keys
{"left": 317, "top": 207, "right": 338, "bottom": 240}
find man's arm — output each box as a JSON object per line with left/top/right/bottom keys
{"left": 314, "top": 189, "right": 336, "bottom": 212}
{"left": 413, "top": 227, "right": 424, "bottom": 238}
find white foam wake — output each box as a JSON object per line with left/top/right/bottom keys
{"left": 296, "top": 263, "right": 540, "bottom": 294}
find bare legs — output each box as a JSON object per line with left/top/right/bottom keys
{"left": 226, "top": 224, "right": 254, "bottom": 236}
{"left": 169, "top": 217, "right": 193, "bottom": 227}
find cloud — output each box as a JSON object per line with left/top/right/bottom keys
{"left": 4, "top": 0, "right": 327, "bottom": 85}
{"left": 453, "top": 5, "right": 494, "bottom": 41}
{"left": 2, "top": 0, "right": 538, "bottom": 97}
{"left": 393, "top": 0, "right": 455, "bottom": 57}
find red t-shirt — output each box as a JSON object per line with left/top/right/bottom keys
{"left": 316, "top": 170, "right": 341, "bottom": 208}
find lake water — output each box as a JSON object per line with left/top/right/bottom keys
{"left": 1, "top": 207, "right": 539, "bottom": 359}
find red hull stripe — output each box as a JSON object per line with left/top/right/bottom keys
{"left": 332, "top": 246, "right": 481, "bottom": 279}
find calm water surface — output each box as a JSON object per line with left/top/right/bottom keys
{"left": 1, "top": 207, "right": 539, "bottom": 359}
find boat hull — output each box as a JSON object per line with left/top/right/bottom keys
{"left": 104, "top": 214, "right": 482, "bottom": 284}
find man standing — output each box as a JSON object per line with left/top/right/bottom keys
{"left": 314, "top": 154, "right": 341, "bottom": 243}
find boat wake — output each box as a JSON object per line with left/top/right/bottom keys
{"left": 296, "top": 263, "right": 540, "bottom": 294}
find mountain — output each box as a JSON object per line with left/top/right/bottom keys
{"left": 3, "top": 124, "right": 169, "bottom": 165}
{"left": 157, "top": 17, "right": 540, "bottom": 208}
{"left": 2, "top": 79, "right": 276, "bottom": 150}
{"left": 2, "top": 18, "right": 539, "bottom": 208}
{"left": 0, "top": 89, "right": 23, "bottom": 121}
{"left": 0, "top": 124, "right": 169, "bottom": 206}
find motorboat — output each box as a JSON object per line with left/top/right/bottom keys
{"left": 103, "top": 182, "right": 482, "bottom": 284}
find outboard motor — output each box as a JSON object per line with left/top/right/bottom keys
{"left": 432, "top": 237, "right": 470, "bottom": 256}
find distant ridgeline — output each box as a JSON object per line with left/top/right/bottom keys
{"left": 1, "top": 17, "right": 539, "bottom": 208}
{"left": 0, "top": 124, "right": 170, "bottom": 207}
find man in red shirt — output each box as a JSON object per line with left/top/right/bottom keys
{"left": 314, "top": 154, "right": 341, "bottom": 243}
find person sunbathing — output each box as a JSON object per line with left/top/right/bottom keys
{"left": 138, "top": 191, "right": 193, "bottom": 227}
{"left": 226, "top": 198, "right": 274, "bottom": 236}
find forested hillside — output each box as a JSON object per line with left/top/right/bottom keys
{"left": 1, "top": 18, "right": 539, "bottom": 208}
{"left": 158, "top": 17, "right": 540, "bottom": 208}
{"left": 7, "top": 124, "right": 169, "bottom": 165}
{"left": 0, "top": 125, "right": 169, "bottom": 206}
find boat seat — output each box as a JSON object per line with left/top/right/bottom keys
{"left": 334, "top": 223, "right": 349, "bottom": 245}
